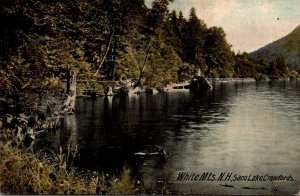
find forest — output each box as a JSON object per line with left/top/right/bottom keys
{"left": 1, "top": 0, "right": 299, "bottom": 114}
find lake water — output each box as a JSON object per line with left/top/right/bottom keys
{"left": 38, "top": 81, "right": 300, "bottom": 195}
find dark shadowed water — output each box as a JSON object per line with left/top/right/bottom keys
{"left": 37, "top": 81, "right": 300, "bottom": 195}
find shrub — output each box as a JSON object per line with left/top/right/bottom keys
{"left": 0, "top": 142, "right": 137, "bottom": 194}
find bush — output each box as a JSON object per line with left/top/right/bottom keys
{"left": 110, "top": 166, "right": 135, "bottom": 194}
{"left": 0, "top": 142, "right": 137, "bottom": 194}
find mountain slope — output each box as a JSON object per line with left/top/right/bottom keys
{"left": 250, "top": 25, "right": 300, "bottom": 69}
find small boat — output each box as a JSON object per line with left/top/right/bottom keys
{"left": 134, "top": 145, "right": 167, "bottom": 156}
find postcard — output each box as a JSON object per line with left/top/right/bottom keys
{"left": 0, "top": 0, "right": 299, "bottom": 195}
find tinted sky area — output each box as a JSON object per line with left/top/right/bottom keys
{"left": 145, "top": 0, "right": 300, "bottom": 53}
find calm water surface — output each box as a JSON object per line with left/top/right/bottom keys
{"left": 39, "top": 81, "right": 300, "bottom": 195}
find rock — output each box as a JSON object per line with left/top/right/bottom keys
{"left": 145, "top": 88, "right": 158, "bottom": 95}
{"left": 105, "top": 86, "right": 113, "bottom": 96}
{"left": 118, "top": 86, "right": 129, "bottom": 97}
{"left": 146, "top": 88, "right": 154, "bottom": 94}
{"left": 190, "top": 76, "right": 212, "bottom": 92}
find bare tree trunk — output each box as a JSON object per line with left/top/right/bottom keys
{"left": 134, "top": 37, "right": 153, "bottom": 88}
{"left": 94, "top": 32, "right": 114, "bottom": 76}
{"left": 65, "top": 69, "right": 71, "bottom": 94}
{"left": 63, "top": 69, "right": 77, "bottom": 114}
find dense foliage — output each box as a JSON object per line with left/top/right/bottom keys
{"left": 1, "top": 0, "right": 299, "bottom": 111}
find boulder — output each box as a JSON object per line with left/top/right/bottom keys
{"left": 190, "top": 76, "right": 212, "bottom": 92}
{"left": 105, "top": 86, "right": 114, "bottom": 96}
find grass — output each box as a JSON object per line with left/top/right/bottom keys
{"left": 110, "top": 166, "right": 136, "bottom": 194}
{"left": 0, "top": 141, "right": 138, "bottom": 194}
{"left": 0, "top": 118, "right": 172, "bottom": 195}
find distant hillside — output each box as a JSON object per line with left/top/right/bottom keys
{"left": 250, "top": 25, "right": 300, "bottom": 69}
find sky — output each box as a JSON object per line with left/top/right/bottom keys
{"left": 145, "top": 0, "right": 300, "bottom": 53}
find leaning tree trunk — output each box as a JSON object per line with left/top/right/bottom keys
{"left": 63, "top": 69, "right": 77, "bottom": 114}
{"left": 134, "top": 43, "right": 152, "bottom": 88}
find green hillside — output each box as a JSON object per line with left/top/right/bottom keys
{"left": 251, "top": 25, "right": 300, "bottom": 69}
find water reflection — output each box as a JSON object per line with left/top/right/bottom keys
{"left": 38, "top": 81, "right": 300, "bottom": 195}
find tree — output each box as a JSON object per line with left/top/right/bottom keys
{"left": 268, "top": 56, "right": 289, "bottom": 77}
{"left": 0, "top": 0, "right": 104, "bottom": 113}
{"left": 120, "top": 0, "right": 175, "bottom": 87}
{"left": 148, "top": 0, "right": 174, "bottom": 29}
{"left": 204, "top": 27, "right": 235, "bottom": 77}
{"left": 164, "top": 10, "right": 184, "bottom": 57}
{"left": 183, "top": 7, "right": 207, "bottom": 69}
